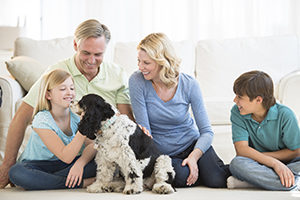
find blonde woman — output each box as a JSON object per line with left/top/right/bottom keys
{"left": 129, "top": 33, "right": 230, "bottom": 188}
{"left": 9, "top": 69, "right": 96, "bottom": 190}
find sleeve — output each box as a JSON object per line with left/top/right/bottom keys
{"left": 115, "top": 67, "right": 131, "bottom": 105}
{"left": 189, "top": 79, "right": 214, "bottom": 153}
{"left": 230, "top": 105, "right": 249, "bottom": 143}
{"left": 280, "top": 108, "right": 300, "bottom": 150}
{"left": 32, "top": 112, "right": 55, "bottom": 131}
{"left": 129, "top": 72, "right": 152, "bottom": 134}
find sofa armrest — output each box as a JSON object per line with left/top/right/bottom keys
{"left": 277, "top": 70, "right": 300, "bottom": 122}
{"left": 0, "top": 76, "right": 25, "bottom": 161}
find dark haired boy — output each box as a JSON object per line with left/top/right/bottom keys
{"left": 227, "top": 70, "right": 300, "bottom": 191}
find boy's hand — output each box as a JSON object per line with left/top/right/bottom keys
{"left": 273, "top": 160, "right": 295, "bottom": 188}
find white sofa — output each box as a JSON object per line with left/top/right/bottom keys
{"left": 1, "top": 35, "right": 300, "bottom": 165}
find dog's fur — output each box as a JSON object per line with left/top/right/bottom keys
{"left": 76, "top": 94, "right": 175, "bottom": 194}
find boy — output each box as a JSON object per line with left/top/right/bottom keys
{"left": 227, "top": 70, "right": 300, "bottom": 191}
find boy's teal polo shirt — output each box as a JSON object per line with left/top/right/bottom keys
{"left": 23, "top": 55, "right": 130, "bottom": 107}
{"left": 231, "top": 103, "right": 300, "bottom": 152}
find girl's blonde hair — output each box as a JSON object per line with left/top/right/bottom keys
{"left": 33, "top": 69, "right": 73, "bottom": 117}
{"left": 137, "top": 33, "right": 181, "bottom": 88}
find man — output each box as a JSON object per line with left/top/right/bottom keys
{"left": 0, "top": 19, "right": 133, "bottom": 188}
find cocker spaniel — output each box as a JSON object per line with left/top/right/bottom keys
{"left": 75, "top": 94, "right": 175, "bottom": 194}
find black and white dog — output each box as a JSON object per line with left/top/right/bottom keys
{"left": 76, "top": 94, "right": 175, "bottom": 194}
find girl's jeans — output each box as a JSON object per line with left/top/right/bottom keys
{"left": 230, "top": 156, "right": 300, "bottom": 191}
{"left": 9, "top": 156, "right": 96, "bottom": 190}
{"left": 171, "top": 143, "right": 231, "bottom": 188}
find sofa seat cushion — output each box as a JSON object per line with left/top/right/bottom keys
{"left": 6, "top": 56, "right": 46, "bottom": 91}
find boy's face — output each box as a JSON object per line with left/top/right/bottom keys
{"left": 233, "top": 94, "right": 261, "bottom": 115}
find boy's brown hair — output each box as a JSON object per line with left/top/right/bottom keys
{"left": 233, "top": 70, "right": 276, "bottom": 110}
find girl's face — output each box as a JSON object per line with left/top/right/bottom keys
{"left": 137, "top": 50, "right": 161, "bottom": 82}
{"left": 46, "top": 76, "right": 75, "bottom": 109}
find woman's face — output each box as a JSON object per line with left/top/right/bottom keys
{"left": 137, "top": 50, "right": 161, "bottom": 81}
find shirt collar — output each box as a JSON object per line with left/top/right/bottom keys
{"left": 70, "top": 55, "right": 105, "bottom": 80}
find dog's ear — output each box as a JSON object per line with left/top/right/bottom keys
{"left": 78, "top": 106, "right": 101, "bottom": 140}
{"left": 102, "top": 102, "right": 115, "bottom": 119}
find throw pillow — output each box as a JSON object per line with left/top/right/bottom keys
{"left": 6, "top": 56, "right": 47, "bottom": 91}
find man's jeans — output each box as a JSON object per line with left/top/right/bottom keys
{"left": 230, "top": 156, "right": 300, "bottom": 191}
{"left": 9, "top": 157, "right": 96, "bottom": 190}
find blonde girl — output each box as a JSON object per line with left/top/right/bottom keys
{"left": 9, "top": 69, "right": 96, "bottom": 190}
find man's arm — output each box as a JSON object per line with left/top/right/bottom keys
{"left": 117, "top": 103, "right": 134, "bottom": 121}
{"left": 0, "top": 102, "right": 33, "bottom": 188}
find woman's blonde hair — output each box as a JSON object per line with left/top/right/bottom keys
{"left": 137, "top": 33, "right": 181, "bottom": 88}
{"left": 74, "top": 19, "right": 111, "bottom": 46}
{"left": 33, "top": 69, "right": 73, "bottom": 117}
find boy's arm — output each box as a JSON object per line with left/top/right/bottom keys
{"left": 234, "top": 140, "right": 295, "bottom": 188}
{"left": 263, "top": 148, "right": 300, "bottom": 162}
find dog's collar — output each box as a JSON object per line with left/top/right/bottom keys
{"left": 101, "top": 115, "right": 118, "bottom": 130}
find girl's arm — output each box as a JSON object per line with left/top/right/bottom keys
{"left": 34, "top": 128, "right": 86, "bottom": 164}
{"left": 65, "top": 138, "right": 97, "bottom": 188}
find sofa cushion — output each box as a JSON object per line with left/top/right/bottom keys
{"left": 195, "top": 35, "right": 300, "bottom": 125}
{"left": 14, "top": 36, "right": 75, "bottom": 67}
{"left": 6, "top": 56, "right": 47, "bottom": 91}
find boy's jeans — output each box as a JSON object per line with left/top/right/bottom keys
{"left": 230, "top": 156, "right": 300, "bottom": 191}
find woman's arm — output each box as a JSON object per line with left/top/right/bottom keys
{"left": 190, "top": 79, "right": 214, "bottom": 154}
{"left": 34, "top": 128, "right": 86, "bottom": 164}
{"left": 129, "top": 73, "right": 151, "bottom": 132}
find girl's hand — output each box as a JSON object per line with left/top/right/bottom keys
{"left": 65, "top": 161, "right": 84, "bottom": 188}
{"left": 182, "top": 156, "right": 199, "bottom": 186}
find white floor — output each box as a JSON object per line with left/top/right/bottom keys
{"left": 1, "top": 186, "right": 300, "bottom": 200}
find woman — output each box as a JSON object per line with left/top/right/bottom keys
{"left": 129, "top": 33, "right": 230, "bottom": 188}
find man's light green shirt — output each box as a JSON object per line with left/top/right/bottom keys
{"left": 23, "top": 55, "right": 130, "bottom": 107}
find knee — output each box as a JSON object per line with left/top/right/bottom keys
{"left": 172, "top": 159, "right": 189, "bottom": 188}
{"left": 9, "top": 163, "right": 24, "bottom": 186}
{"left": 229, "top": 156, "right": 249, "bottom": 175}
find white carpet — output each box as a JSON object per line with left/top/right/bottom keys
{"left": 1, "top": 186, "right": 299, "bottom": 200}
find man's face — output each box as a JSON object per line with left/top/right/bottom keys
{"left": 74, "top": 36, "right": 107, "bottom": 78}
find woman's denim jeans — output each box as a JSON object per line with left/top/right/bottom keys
{"left": 230, "top": 156, "right": 300, "bottom": 191}
{"left": 9, "top": 157, "right": 96, "bottom": 190}
{"left": 171, "top": 145, "right": 231, "bottom": 188}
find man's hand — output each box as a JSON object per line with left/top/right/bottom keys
{"left": 273, "top": 160, "right": 295, "bottom": 188}
{"left": 0, "top": 163, "right": 13, "bottom": 188}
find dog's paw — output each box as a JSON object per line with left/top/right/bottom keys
{"left": 152, "top": 182, "right": 175, "bottom": 194}
{"left": 87, "top": 182, "right": 113, "bottom": 193}
{"left": 123, "top": 184, "right": 143, "bottom": 195}
{"left": 87, "top": 181, "right": 103, "bottom": 193}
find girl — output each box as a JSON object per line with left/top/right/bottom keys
{"left": 9, "top": 69, "right": 96, "bottom": 190}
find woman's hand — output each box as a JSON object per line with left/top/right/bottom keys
{"left": 182, "top": 148, "right": 203, "bottom": 186}
{"left": 65, "top": 160, "right": 84, "bottom": 188}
